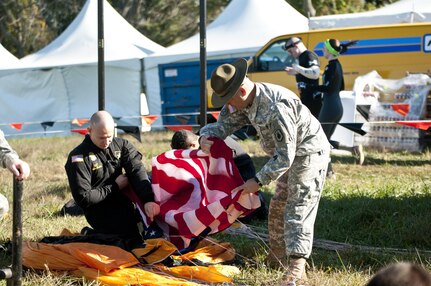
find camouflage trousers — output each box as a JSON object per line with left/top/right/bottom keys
{"left": 268, "top": 150, "right": 329, "bottom": 260}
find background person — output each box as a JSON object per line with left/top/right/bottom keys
{"left": 199, "top": 58, "right": 330, "bottom": 285}
{"left": 172, "top": 130, "right": 255, "bottom": 183}
{"left": 171, "top": 129, "right": 267, "bottom": 221}
{"left": 0, "top": 129, "right": 30, "bottom": 181}
{"left": 283, "top": 36, "right": 322, "bottom": 118}
{"left": 0, "top": 129, "right": 31, "bottom": 219}
{"left": 366, "top": 262, "right": 431, "bottom": 286}
{"left": 314, "top": 38, "right": 364, "bottom": 178}
{"left": 65, "top": 111, "right": 159, "bottom": 238}
{"left": 171, "top": 129, "right": 247, "bottom": 158}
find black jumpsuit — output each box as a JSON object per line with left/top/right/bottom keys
{"left": 295, "top": 50, "right": 321, "bottom": 118}
{"left": 316, "top": 59, "right": 344, "bottom": 141}
{"left": 65, "top": 135, "right": 154, "bottom": 237}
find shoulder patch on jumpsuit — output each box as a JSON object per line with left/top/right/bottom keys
{"left": 71, "top": 155, "right": 84, "bottom": 163}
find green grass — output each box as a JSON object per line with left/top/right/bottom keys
{"left": 0, "top": 131, "right": 430, "bottom": 285}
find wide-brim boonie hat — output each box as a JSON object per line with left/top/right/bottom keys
{"left": 211, "top": 58, "right": 248, "bottom": 108}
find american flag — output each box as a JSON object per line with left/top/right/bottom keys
{"left": 148, "top": 138, "right": 261, "bottom": 249}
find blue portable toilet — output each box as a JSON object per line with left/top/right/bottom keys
{"left": 158, "top": 58, "right": 233, "bottom": 126}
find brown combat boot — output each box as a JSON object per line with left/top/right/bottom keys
{"left": 280, "top": 257, "right": 308, "bottom": 286}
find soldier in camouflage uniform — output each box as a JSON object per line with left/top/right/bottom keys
{"left": 199, "top": 58, "right": 330, "bottom": 286}
{"left": 0, "top": 129, "right": 30, "bottom": 180}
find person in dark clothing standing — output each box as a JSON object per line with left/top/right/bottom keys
{"left": 315, "top": 39, "right": 356, "bottom": 141}
{"left": 314, "top": 38, "right": 364, "bottom": 178}
{"left": 65, "top": 111, "right": 159, "bottom": 237}
{"left": 284, "top": 36, "right": 322, "bottom": 118}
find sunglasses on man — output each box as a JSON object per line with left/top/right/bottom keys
{"left": 283, "top": 40, "right": 301, "bottom": 50}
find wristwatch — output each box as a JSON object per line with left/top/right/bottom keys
{"left": 253, "top": 176, "right": 263, "bottom": 187}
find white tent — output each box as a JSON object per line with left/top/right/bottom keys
{"left": 0, "top": 0, "right": 164, "bottom": 137}
{"left": 0, "top": 44, "right": 18, "bottom": 66}
{"left": 144, "top": 0, "right": 309, "bottom": 127}
{"left": 309, "top": 0, "right": 431, "bottom": 29}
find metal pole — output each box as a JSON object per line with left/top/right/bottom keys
{"left": 98, "top": 0, "right": 105, "bottom": 111}
{"left": 0, "top": 177, "right": 24, "bottom": 286}
{"left": 11, "top": 178, "right": 23, "bottom": 286}
{"left": 199, "top": 0, "right": 207, "bottom": 129}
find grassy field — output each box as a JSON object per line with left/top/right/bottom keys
{"left": 0, "top": 131, "right": 430, "bottom": 285}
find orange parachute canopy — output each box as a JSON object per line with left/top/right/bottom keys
{"left": 76, "top": 266, "right": 200, "bottom": 286}
{"left": 173, "top": 239, "right": 235, "bottom": 264}
{"left": 23, "top": 241, "right": 138, "bottom": 272}
{"left": 156, "top": 265, "right": 236, "bottom": 284}
{"left": 23, "top": 237, "right": 239, "bottom": 285}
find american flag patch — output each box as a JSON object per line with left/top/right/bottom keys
{"left": 72, "top": 155, "right": 84, "bottom": 163}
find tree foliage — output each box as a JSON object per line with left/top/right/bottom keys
{"left": 291, "top": 0, "right": 398, "bottom": 16}
{"left": 0, "top": 0, "right": 398, "bottom": 58}
{"left": 0, "top": 0, "right": 57, "bottom": 58}
{"left": 112, "top": 0, "right": 229, "bottom": 47}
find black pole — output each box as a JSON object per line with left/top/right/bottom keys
{"left": 199, "top": 0, "right": 207, "bottom": 129}
{"left": 10, "top": 178, "right": 23, "bottom": 286}
{"left": 98, "top": 0, "right": 105, "bottom": 111}
{"left": 0, "top": 177, "right": 24, "bottom": 285}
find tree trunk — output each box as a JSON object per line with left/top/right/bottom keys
{"left": 303, "top": 0, "right": 316, "bottom": 17}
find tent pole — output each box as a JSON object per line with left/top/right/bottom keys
{"left": 98, "top": 0, "right": 105, "bottom": 111}
{"left": 199, "top": 0, "right": 207, "bottom": 129}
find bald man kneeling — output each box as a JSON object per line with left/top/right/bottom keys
{"left": 65, "top": 111, "right": 159, "bottom": 238}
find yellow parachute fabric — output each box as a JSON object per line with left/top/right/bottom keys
{"left": 23, "top": 241, "right": 139, "bottom": 272}
{"left": 173, "top": 239, "right": 236, "bottom": 264}
{"left": 131, "top": 238, "right": 178, "bottom": 264}
{"left": 157, "top": 265, "right": 234, "bottom": 283}
{"left": 75, "top": 266, "right": 199, "bottom": 286}
{"left": 23, "top": 237, "right": 239, "bottom": 285}
{"left": 23, "top": 241, "right": 85, "bottom": 271}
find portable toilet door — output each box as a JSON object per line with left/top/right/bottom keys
{"left": 158, "top": 58, "right": 233, "bottom": 126}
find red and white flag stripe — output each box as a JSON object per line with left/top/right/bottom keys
{"left": 149, "top": 138, "right": 261, "bottom": 249}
